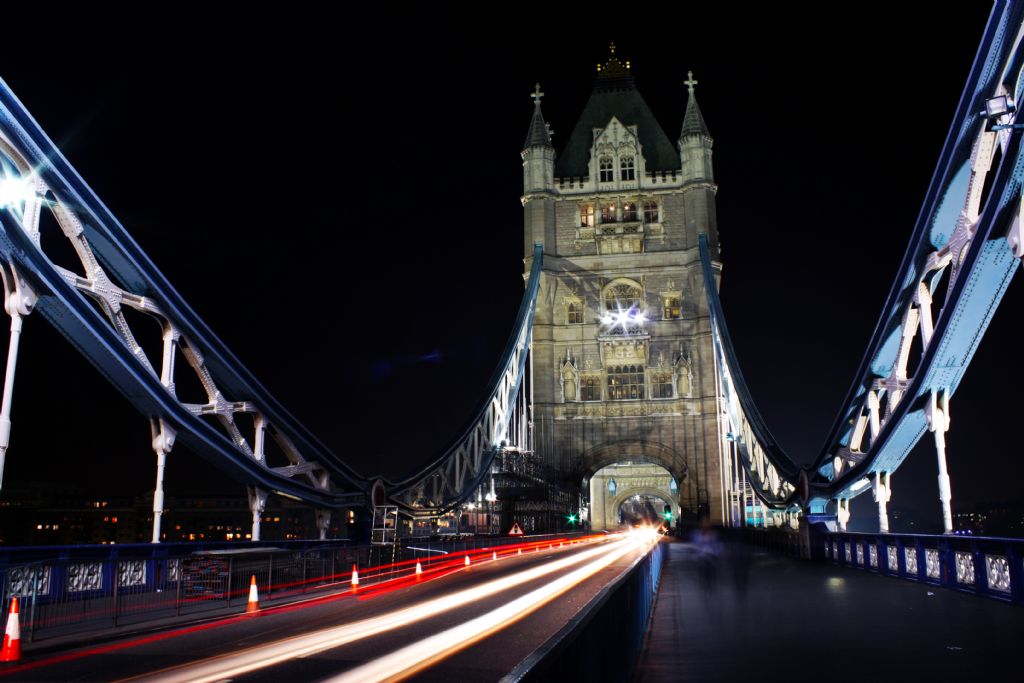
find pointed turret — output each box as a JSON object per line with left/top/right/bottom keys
{"left": 680, "top": 71, "right": 711, "bottom": 139}
{"left": 522, "top": 83, "right": 556, "bottom": 257}
{"left": 524, "top": 83, "right": 553, "bottom": 149}
{"left": 522, "top": 83, "right": 555, "bottom": 196}
{"left": 677, "top": 71, "right": 719, "bottom": 255}
{"left": 678, "top": 71, "right": 714, "bottom": 183}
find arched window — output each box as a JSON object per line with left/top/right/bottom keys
{"left": 652, "top": 372, "right": 673, "bottom": 398}
{"left": 620, "top": 157, "right": 635, "bottom": 181}
{"left": 602, "top": 280, "right": 643, "bottom": 313}
{"left": 599, "top": 157, "right": 614, "bottom": 183}
{"left": 580, "top": 375, "right": 600, "bottom": 401}
{"left": 621, "top": 201, "right": 637, "bottom": 222}
{"left": 579, "top": 204, "right": 595, "bottom": 228}
{"left": 600, "top": 202, "right": 617, "bottom": 223}
{"left": 567, "top": 300, "right": 585, "bottom": 324}
{"left": 643, "top": 201, "right": 659, "bottom": 223}
{"left": 663, "top": 296, "right": 681, "bottom": 320}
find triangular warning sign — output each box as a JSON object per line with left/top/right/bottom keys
{"left": 508, "top": 522, "right": 524, "bottom": 536}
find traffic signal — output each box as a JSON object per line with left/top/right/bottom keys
{"left": 663, "top": 504, "right": 673, "bottom": 521}
{"left": 566, "top": 513, "right": 577, "bottom": 526}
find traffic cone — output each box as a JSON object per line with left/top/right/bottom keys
{"left": 464, "top": 555, "right": 471, "bottom": 567}
{"left": 518, "top": 548, "right": 522, "bottom": 555}
{"left": 245, "top": 575, "right": 260, "bottom": 615}
{"left": 415, "top": 562, "right": 423, "bottom": 578}
{"left": 492, "top": 551, "right": 497, "bottom": 561}
{"left": 1, "top": 597, "right": 21, "bottom": 662}
{"left": 351, "top": 564, "right": 359, "bottom": 591}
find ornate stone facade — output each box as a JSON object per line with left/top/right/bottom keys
{"left": 522, "top": 52, "right": 727, "bottom": 526}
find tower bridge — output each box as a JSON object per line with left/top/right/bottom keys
{"left": 0, "top": 2, "right": 1022, "bottom": 679}
{"left": 0, "top": 4, "right": 1018, "bottom": 541}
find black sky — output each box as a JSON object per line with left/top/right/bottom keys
{"left": 0, "top": 3, "right": 1014, "bottom": 531}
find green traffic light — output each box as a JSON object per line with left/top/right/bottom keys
{"left": 567, "top": 514, "right": 577, "bottom": 524}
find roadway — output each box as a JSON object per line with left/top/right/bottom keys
{"left": 0, "top": 530, "right": 659, "bottom": 682}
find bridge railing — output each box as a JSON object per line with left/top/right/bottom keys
{"left": 817, "top": 530, "right": 1024, "bottom": 605}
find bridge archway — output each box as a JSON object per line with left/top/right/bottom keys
{"left": 589, "top": 462, "right": 680, "bottom": 531}
{"left": 581, "top": 440, "right": 687, "bottom": 484}
{"left": 612, "top": 488, "right": 679, "bottom": 527}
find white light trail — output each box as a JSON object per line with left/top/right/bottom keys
{"left": 326, "top": 530, "right": 657, "bottom": 682}
{"left": 127, "top": 535, "right": 632, "bottom": 683}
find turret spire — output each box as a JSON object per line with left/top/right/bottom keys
{"left": 524, "top": 82, "right": 553, "bottom": 148}
{"left": 680, "top": 70, "right": 710, "bottom": 139}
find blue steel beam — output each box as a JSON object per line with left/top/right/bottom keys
{"left": 0, "top": 75, "right": 543, "bottom": 517}
{"left": 0, "top": 81, "right": 366, "bottom": 507}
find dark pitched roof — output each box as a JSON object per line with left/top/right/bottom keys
{"left": 554, "top": 78, "right": 680, "bottom": 178}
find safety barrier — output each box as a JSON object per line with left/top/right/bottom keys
{"left": 502, "top": 538, "right": 666, "bottom": 682}
{"left": 816, "top": 529, "right": 1024, "bottom": 605}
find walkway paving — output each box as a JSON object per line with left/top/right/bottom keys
{"left": 636, "top": 539, "right": 1023, "bottom": 682}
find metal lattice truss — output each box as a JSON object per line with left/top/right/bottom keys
{"left": 812, "top": 1, "right": 1024, "bottom": 508}
{"left": 0, "top": 82, "right": 365, "bottom": 508}
{"left": 699, "top": 1, "right": 1024, "bottom": 519}
{"left": 386, "top": 245, "right": 542, "bottom": 517}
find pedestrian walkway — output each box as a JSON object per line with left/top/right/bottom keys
{"left": 636, "top": 538, "right": 1023, "bottom": 682}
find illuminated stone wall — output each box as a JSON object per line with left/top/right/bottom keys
{"left": 521, "top": 68, "right": 727, "bottom": 523}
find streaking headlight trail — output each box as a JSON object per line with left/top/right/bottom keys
{"left": 127, "top": 534, "right": 652, "bottom": 683}
{"left": 326, "top": 530, "right": 658, "bottom": 682}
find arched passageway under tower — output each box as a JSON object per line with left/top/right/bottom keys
{"left": 589, "top": 462, "right": 681, "bottom": 530}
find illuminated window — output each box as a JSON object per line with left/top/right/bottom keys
{"left": 652, "top": 373, "right": 673, "bottom": 398}
{"left": 567, "top": 300, "right": 585, "bottom": 324}
{"left": 620, "top": 157, "right": 635, "bottom": 181}
{"left": 603, "top": 280, "right": 642, "bottom": 313}
{"left": 600, "top": 202, "right": 616, "bottom": 223}
{"left": 599, "top": 157, "right": 614, "bottom": 182}
{"left": 608, "top": 365, "right": 645, "bottom": 400}
{"left": 663, "top": 296, "right": 681, "bottom": 320}
{"left": 579, "top": 204, "right": 595, "bottom": 227}
{"left": 643, "top": 201, "right": 659, "bottom": 223}
{"left": 580, "top": 375, "right": 600, "bottom": 401}
{"left": 621, "top": 202, "right": 637, "bottom": 221}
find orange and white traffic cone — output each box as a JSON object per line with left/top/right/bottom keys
{"left": 245, "top": 575, "right": 260, "bottom": 615}
{"left": 415, "top": 562, "right": 423, "bottom": 579}
{"left": 464, "top": 555, "right": 471, "bottom": 567}
{"left": 517, "top": 548, "right": 522, "bottom": 555}
{"left": 1, "top": 597, "right": 21, "bottom": 662}
{"left": 351, "top": 564, "right": 359, "bottom": 591}
{"left": 492, "top": 551, "right": 497, "bottom": 561}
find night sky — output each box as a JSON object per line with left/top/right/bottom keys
{"left": 0, "top": 3, "right": 1014, "bottom": 531}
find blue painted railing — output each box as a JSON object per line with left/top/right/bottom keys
{"left": 816, "top": 529, "right": 1024, "bottom": 605}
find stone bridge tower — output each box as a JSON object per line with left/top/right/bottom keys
{"left": 521, "top": 46, "right": 727, "bottom": 527}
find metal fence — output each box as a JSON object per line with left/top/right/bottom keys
{"left": 0, "top": 531, "right": 592, "bottom": 644}
{"left": 816, "top": 530, "right": 1024, "bottom": 605}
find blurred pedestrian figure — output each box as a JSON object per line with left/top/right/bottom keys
{"left": 692, "top": 518, "right": 722, "bottom": 594}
